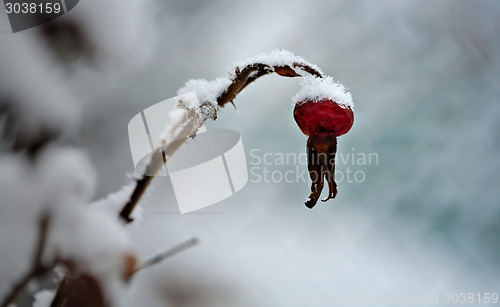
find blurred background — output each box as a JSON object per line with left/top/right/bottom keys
{"left": 1, "top": 0, "right": 499, "bottom": 306}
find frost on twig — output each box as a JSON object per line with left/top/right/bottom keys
{"left": 176, "top": 49, "right": 324, "bottom": 118}
{"left": 120, "top": 49, "right": 325, "bottom": 221}
{"left": 119, "top": 104, "right": 203, "bottom": 222}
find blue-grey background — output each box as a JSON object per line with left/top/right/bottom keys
{"left": 2, "top": 0, "right": 499, "bottom": 306}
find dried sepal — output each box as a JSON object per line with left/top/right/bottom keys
{"left": 122, "top": 253, "right": 138, "bottom": 282}
{"left": 51, "top": 274, "right": 106, "bottom": 307}
{"left": 305, "top": 134, "right": 338, "bottom": 208}
{"left": 274, "top": 65, "right": 301, "bottom": 77}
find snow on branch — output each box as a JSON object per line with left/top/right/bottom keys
{"left": 119, "top": 49, "right": 330, "bottom": 222}
{"left": 119, "top": 104, "right": 203, "bottom": 222}
{"left": 232, "top": 49, "right": 324, "bottom": 78}
{"left": 177, "top": 49, "right": 324, "bottom": 119}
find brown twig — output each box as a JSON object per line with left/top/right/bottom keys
{"left": 1, "top": 213, "right": 53, "bottom": 307}
{"left": 119, "top": 58, "right": 324, "bottom": 222}
{"left": 119, "top": 110, "right": 201, "bottom": 222}
{"left": 218, "top": 62, "right": 323, "bottom": 108}
{"left": 292, "top": 62, "right": 323, "bottom": 78}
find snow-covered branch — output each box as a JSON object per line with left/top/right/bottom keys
{"left": 120, "top": 49, "right": 329, "bottom": 222}
{"left": 119, "top": 106, "right": 203, "bottom": 222}
{"left": 0, "top": 1, "right": 160, "bottom": 306}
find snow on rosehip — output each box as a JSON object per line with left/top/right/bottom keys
{"left": 292, "top": 76, "right": 354, "bottom": 208}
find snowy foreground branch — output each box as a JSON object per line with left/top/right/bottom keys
{"left": 120, "top": 49, "right": 328, "bottom": 222}
{"left": 0, "top": 2, "right": 197, "bottom": 304}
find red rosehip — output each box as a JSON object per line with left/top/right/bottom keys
{"left": 294, "top": 99, "right": 354, "bottom": 137}
{"left": 294, "top": 99, "right": 354, "bottom": 208}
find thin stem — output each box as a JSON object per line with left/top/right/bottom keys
{"left": 292, "top": 62, "right": 323, "bottom": 78}
{"left": 119, "top": 113, "right": 201, "bottom": 223}
{"left": 132, "top": 237, "right": 199, "bottom": 274}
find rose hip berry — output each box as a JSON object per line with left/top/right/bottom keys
{"left": 294, "top": 99, "right": 354, "bottom": 208}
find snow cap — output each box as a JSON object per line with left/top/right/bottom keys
{"left": 293, "top": 76, "right": 353, "bottom": 109}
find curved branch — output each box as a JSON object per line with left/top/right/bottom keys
{"left": 292, "top": 62, "right": 323, "bottom": 78}
{"left": 218, "top": 61, "right": 323, "bottom": 108}
{"left": 119, "top": 56, "right": 325, "bottom": 222}
{"left": 119, "top": 113, "right": 201, "bottom": 223}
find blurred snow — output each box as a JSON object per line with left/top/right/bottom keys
{"left": 32, "top": 289, "right": 54, "bottom": 307}
{"left": 0, "top": 32, "right": 80, "bottom": 146}
{"left": 1, "top": 0, "right": 150, "bottom": 305}
{"left": 0, "top": 146, "right": 136, "bottom": 305}
{"left": 2, "top": 0, "right": 500, "bottom": 306}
